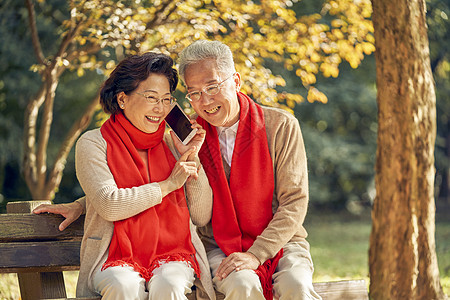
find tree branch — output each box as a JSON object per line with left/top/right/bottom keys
{"left": 35, "top": 70, "right": 59, "bottom": 194}
{"left": 45, "top": 93, "right": 100, "bottom": 199}
{"left": 64, "top": 43, "right": 102, "bottom": 71}
{"left": 23, "top": 84, "right": 47, "bottom": 195}
{"left": 25, "top": 0, "right": 45, "bottom": 65}
{"left": 34, "top": 12, "right": 88, "bottom": 194}
{"left": 27, "top": 0, "right": 95, "bottom": 199}
{"left": 52, "top": 22, "right": 84, "bottom": 69}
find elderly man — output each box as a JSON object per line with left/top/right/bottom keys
{"left": 177, "top": 40, "right": 320, "bottom": 300}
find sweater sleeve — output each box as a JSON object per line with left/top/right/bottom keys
{"left": 247, "top": 113, "right": 309, "bottom": 263}
{"left": 163, "top": 133, "right": 213, "bottom": 227}
{"left": 184, "top": 157, "right": 213, "bottom": 227}
{"left": 74, "top": 196, "right": 86, "bottom": 214}
{"left": 75, "top": 129, "right": 163, "bottom": 222}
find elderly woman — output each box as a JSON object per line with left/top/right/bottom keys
{"left": 36, "top": 52, "right": 215, "bottom": 300}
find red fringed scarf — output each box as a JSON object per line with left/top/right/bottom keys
{"left": 100, "top": 112, "right": 199, "bottom": 281}
{"left": 197, "top": 92, "right": 283, "bottom": 300}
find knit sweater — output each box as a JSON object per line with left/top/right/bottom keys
{"left": 74, "top": 128, "right": 215, "bottom": 300}
{"left": 197, "top": 105, "right": 309, "bottom": 264}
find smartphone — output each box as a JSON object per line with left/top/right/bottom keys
{"left": 165, "top": 103, "right": 198, "bottom": 145}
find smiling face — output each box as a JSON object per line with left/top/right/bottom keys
{"left": 184, "top": 59, "right": 241, "bottom": 128}
{"left": 118, "top": 73, "right": 172, "bottom": 133}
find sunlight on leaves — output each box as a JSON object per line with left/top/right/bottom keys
{"left": 48, "top": 0, "right": 374, "bottom": 107}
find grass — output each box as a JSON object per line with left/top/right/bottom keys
{"left": 305, "top": 210, "right": 372, "bottom": 282}
{"left": 436, "top": 220, "right": 450, "bottom": 296}
{"left": 305, "top": 208, "right": 450, "bottom": 296}
{"left": 1, "top": 209, "right": 448, "bottom": 299}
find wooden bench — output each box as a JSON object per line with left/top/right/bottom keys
{"left": 0, "top": 201, "right": 369, "bottom": 300}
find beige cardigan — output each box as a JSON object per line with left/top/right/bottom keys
{"left": 74, "top": 128, "right": 216, "bottom": 300}
{"left": 197, "top": 105, "right": 310, "bottom": 264}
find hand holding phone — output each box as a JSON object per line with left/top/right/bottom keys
{"left": 165, "top": 103, "right": 198, "bottom": 145}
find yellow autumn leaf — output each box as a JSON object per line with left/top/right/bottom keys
{"left": 77, "top": 68, "right": 85, "bottom": 77}
{"left": 307, "top": 87, "right": 328, "bottom": 103}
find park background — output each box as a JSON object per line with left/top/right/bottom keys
{"left": 0, "top": 0, "right": 448, "bottom": 298}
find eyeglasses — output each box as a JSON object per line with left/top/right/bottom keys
{"left": 185, "top": 73, "right": 236, "bottom": 102}
{"left": 135, "top": 92, "right": 175, "bottom": 106}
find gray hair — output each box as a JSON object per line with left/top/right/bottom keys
{"left": 178, "top": 40, "right": 236, "bottom": 83}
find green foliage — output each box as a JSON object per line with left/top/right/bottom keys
{"left": 296, "top": 56, "right": 377, "bottom": 208}
{"left": 0, "top": 0, "right": 104, "bottom": 203}
{"left": 0, "top": 0, "right": 38, "bottom": 204}
{"left": 427, "top": 0, "right": 450, "bottom": 202}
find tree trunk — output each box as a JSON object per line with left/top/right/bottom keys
{"left": 22, "top": 0, "right": 98, "bottom": 201}
{"left": 23, "top": 92, "right": 99, "bottom": 201}
{"left": 369, "top": 0, "right": 445, "bottom": 299}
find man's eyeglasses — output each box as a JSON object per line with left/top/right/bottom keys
{"left": 135, "top": 92, "right": 175, "bottom": 106}
{"left": 185, "top": 73, "right": 236, "bottom": 102}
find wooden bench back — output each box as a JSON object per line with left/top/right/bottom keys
{"left": 0, "top": 201, "right": 88, "bottom": 299}
{"left": 0, "top": 213, "right": 84, "bottom": 273}
{"left": 0, "top": 203, "right": 84, "bottom": 273}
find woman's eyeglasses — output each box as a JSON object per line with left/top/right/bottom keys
{"left": 135, "top": 92, "right": 175, "bottom": 106}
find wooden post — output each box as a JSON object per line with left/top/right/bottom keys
{"left": 7, "top": 201, "right": 67, "bottom": 300}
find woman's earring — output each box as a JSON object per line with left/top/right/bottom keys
{"left": 120, "top": 104, "right": 124, "bottom": 109}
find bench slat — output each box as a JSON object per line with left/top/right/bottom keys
{"left": 186, "top": 280, "right": 368, "bottom": 300}
{"left": 47, "top": 298, "right": 101, "bottom": 300}
{"left": 314, "top": 279, "right": 369, "bottom": 300}
{"left": 0, "top": 240, "right": 81, "bottom": 273}
{"left": 0, "top": 214, "right": 84, "bottom": 242}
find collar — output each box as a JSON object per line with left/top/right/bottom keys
{"left": 216, "top": 120, "right": 240, "bottom": 136}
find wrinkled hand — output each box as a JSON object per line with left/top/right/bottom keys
{"left": 216, "top": 252, "right": 261, "bottom": 280}
{"left": 33, "top": 202, "right": 83, "bottom": 231}
{"left": 160, "top": 147, "right": 199, "bottom": 197}
{"left": 171, "top": 120, "right": 205, "bottom": 161}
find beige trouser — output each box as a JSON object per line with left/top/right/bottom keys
{"left": 208, "top": 241, "right": 322, "bottom": 300}
{"left": 92, "top": 261, "right": 195, "bottom": 300}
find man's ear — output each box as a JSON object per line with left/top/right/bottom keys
{"left": 234, "top": 72, "right": 242, "bottom": 91}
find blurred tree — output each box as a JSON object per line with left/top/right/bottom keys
{"left": 369, "top": 0, "right": 445, "bottom": 298}
{"left": 269, "top": 0, "right": 448, "bottom": 212}
{"left": 295, "top": 56, "right": 377, "bottom": 209}
{"left": 9, "top": 0, "right": 374, "bottom": 200}
{"left": 427, "top": 0, "right": 450, "bottom": 204}
{"left": 267, "top": 0, "right": 378, "bottom": 210}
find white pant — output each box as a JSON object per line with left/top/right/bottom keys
{"left": 92, "top": 261, "right": 195, "bottom": 300}
{"left": 208, "top": 241, "right": 322, "bottom": 300}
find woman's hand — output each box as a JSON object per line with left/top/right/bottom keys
{"left": 170, "top": 120, "right": 205, "bottom": 161}
{"left": 159, "top": 147, "right": 199, "bottom": 197}
{"left": 33, "top": 201, "right": 83, "bottom": 231}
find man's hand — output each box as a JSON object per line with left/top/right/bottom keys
{"left": 33, "top": 202, "right": 83, "bottom": 231}
{"left": 216, "top": 252, "right": 261, "bottom": 280}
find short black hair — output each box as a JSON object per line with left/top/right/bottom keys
{"left": 100, "top": 52, "right": 178, "bottom": 114}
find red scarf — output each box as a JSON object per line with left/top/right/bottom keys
{"left": 100, "top": 112, "right": 199, "bottom": 281}
{"left": 197, "top": 92, "right": 282, "bottom": 300}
